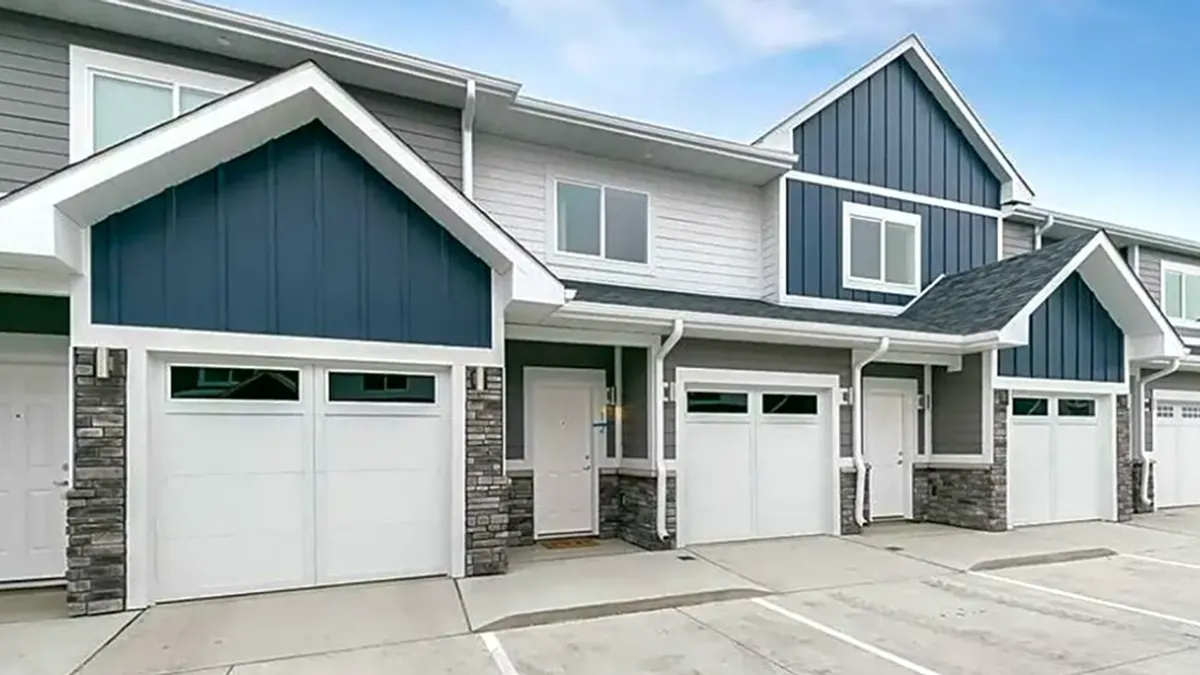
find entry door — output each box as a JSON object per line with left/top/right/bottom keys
{"left": 0, "top": 363, "right": 69, "bottom": 582}
{"left": 529, "top": 369, "right": 604, "bottom": 537}
{"left": 863, "top": 378, "right": 917, "bottom": 519}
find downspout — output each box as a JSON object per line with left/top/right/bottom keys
{"left": 1034, "top": 214, "right": 1056, "bottom": 250}
{"left": 852, "top": 337, "right": 891, "bottom": 527}
{"left": 461, "top": 79, "right": 477, "bottom": 199}
{"left": 655, "top": 319, "right": 685, "bottom": 541}
{"left": 1138, "top": 359, "right": 1181, "bottom": 506}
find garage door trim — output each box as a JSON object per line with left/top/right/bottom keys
{"left": 673, "top": 367, "right": 842, "bottom": 546}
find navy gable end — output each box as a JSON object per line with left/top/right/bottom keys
{"left": 90, "top": 122, "right": 492, "bottom": 348}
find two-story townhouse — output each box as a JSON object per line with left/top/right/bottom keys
{"left": 0, "top": 0, "right": 1191, "bottom": 620}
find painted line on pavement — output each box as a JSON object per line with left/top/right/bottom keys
{"left": 480, "top": 632, "right": 521, "bottom": 675}
{"left": 1124, "top": 553, "right": 1200, "bottom": 572}
{"left": 752, "top": 598, "right": 947, "bottom": 675}
{"left": 971, "top": 571, "right": 1200, "bottom": 629}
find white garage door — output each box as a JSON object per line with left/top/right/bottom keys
{"left": 1009, "top": 395, "right": 1110, "bottom": 526}
{"left": 1152, "top": 400, "right": 1200, "bottom": 508}
{"left": 154, "top": 363, "right": 448, "bottom": 602}
{"left": 680, "top": 386, "right": 834, "bottom": 545}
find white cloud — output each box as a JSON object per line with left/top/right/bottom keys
{"left": 492, "top": 0, "right": 1002, "bottom": 81}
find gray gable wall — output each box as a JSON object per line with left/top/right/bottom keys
{"left": 0, "top": 9, "right": 462, "bottom": 192}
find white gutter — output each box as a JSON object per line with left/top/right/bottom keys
{"left": 851, "top": 337, "right": 891, "bottom": 527}
{"left": 1034, "top": 214, "right": 1056, "bottom": 250}
{"left": 461, "top": 79, "right": 477, "bottom": 200}
{"left": 1138, "top": 359, "right": 1181, "bottom": 507}
{"left": 655, "top": 319, "right": 685, "bottom": 541}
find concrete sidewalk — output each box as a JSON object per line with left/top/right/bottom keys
{"left": 0, "top": 588, "right": 136, "bottom": 675}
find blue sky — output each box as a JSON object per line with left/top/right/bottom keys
{"left": 217, "top": 0, "right": 1197, "bottom": 238}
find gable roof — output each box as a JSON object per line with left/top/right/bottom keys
{"left": 0, "top": 59, "right": 565, "bottom": 311}
{"left": 753, "top": 34, "right": 1034, "bottom": 205}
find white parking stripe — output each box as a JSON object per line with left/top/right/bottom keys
{"left": 752, "top": 598, "right": 948, "bottom": 675}
{"left": 971, "top": 572, "right": 1200, "bottom": 629}
{"left": 480, "top": 632, "right": 521, "bottom": 675}
{"left": 1124, "top": 553, "right": 1200, "bottom": 571}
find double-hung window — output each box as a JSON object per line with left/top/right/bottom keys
{"left": 1162, "top": 261, "right": 1200, "bottom": 325}
{"left": 842, "top": 202, "right": 922, "bottom": 295}
{"left": 69, "top": 46, "right": 249, "bottom": 160}
{"left": 553, "top": 179, "right": 650, "bottom": 265}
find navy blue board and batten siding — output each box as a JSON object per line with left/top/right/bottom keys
{"left": 999, "top": 273, "right": 1124, "bottom": 382}
{"left": 90, "top": 122, "right": 492, "bottom": 348}
{"left": 793, "top": 57, "right": 1001, "bottom": 209}
{"left": 786, "top": 182, "right": 997, "bottom": 304}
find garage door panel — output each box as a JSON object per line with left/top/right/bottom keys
{"left": 319, "top": 415, "right": 443, "bottom": 471}
{"left": 159, "top": 473, "right": 307, "bottom": 537}
{"left": 157, "top": 531, "right": 309, "bottom": 601}
{"left": 1010, "top": 395, "right": 1107, "bottom": 527}
{"left": 159, "top": 414, "right": 309, "bottom": 475}
{"left": 684, "top": 420, "right": 754, "bottom": 544}
{"left": 755, "top": 420, "right": 827, "bottom": 539}
{"left": 1053, "top": 423, "right": 1102, "bottom": 522}
{"left": 1153, "top": 402, "right": 1200, "bottom": 508}
{"left": 1010, "top": 422, "right": 1055, "bottom": 526}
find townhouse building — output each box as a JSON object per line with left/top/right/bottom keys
{"left": 0, "top": 0, "right": 1196, "bottom": 617}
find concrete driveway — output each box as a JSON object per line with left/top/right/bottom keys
{"left": 14, "top": 511, "right": 1200, "bottom": 674}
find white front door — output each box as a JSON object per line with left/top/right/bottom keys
{"left": 863, "top": 378, "right": 917, "bottom": 520}
{"left": 0, "top": 363, "right": 69, "bottom": 582}
{"left": 528, "top": 369, "right": 603, "bottom": 537}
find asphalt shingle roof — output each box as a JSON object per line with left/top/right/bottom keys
{"left": 566, "top": 232, "right": 1101, "bottom": 337}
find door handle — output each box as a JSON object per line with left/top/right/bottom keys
{"left": 52, "top": 480, "right": 69, "bottom": 487}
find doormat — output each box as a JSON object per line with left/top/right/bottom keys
{"left": 540, "top": 538, "right": 601, "bottom": 550}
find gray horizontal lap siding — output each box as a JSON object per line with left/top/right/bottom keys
{"left": 1003, "top": 220, "right": 1035, "bottom": 258}
{"left": 786, "top": 180, "right": 997, "bottom": 304}
{"left": 931, "top": 352, "right": 983, "bottom": 455}
{"left": 794, "top": 57, "right": 1001, "bottom": 209}
{"left": 91, "top": 122, "right": 490, "bottom": 347}
{"left": 622, "top": 347, "right": 650, "bottom": 460}
{"left": 998, "top": 272, "right": 1124, "bottom": 382}
{"left": 664, "top": 339, "right": 852, "bottom": 460}
{"left": 504, "top": 341, "right": 617, "bottom": 461}
{"left": 0, "top": 9, "right": 461, "bottom": 192}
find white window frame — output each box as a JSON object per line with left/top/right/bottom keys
{"left": 1159, "top": 259, "right": 1200, "bottom": 328}
{"left": 549, "top": 177, "right": 653, "bottom": 271}
{"left": 68, "top": 45, "right": 250, "bottom": 161}
{"left": 841, "top": 202, "right": 922, "bottom": 296}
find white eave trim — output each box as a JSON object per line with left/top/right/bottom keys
{"left": 0, "top": 61, "right": 565, "bottom": 309}
{"left": 1012, "top": 204, "right": 1200, "bottom": 263}
{"left": 995, "top": 232, "right": 1185, "bottom": 360}
{"left": 753, "top": 35, "right": 1033, "bottom": 204}
{"left": 104, "top": 0, "right": 521, "bottom": 96}
{"left": 509, "top": 97, "right": 798, "bottom": 171}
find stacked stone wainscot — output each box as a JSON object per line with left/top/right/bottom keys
{"left": 464, "top": 366, "right": 509, "bottom": 576}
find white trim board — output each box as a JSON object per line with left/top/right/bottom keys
{"left": 785, "top": 171, "right": 1003, "bottom": 218}
{"left": 4, "top": 60, "right": 566, "bottom": 312}
{"left": 755, "top": 35, "right": 1034, "bottom": 205}
{"left": 995, "top": 377, "right": 1130, "bottom": 396}
{"left": 1148, "top": 389, "right": 1200, "bottom": 403}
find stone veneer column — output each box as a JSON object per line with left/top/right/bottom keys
{"left": 911, "top": 390, "right": 1009, "bottom": 531}
{"left": 464, "top": 366, "right": 509, "bottom": 576}
{"left": 617, "top": 472, "right": 675, "bottom": 550}
{"left": 66, "top": 347, "right": 128, "bottom": 617}
{"left": 1115, "top": 394, "right": 1134, "bottom": 521}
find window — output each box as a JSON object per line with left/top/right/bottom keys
{"left": 842, "top": 202, "right": 921, "bottom": 295}
{"left": 554, "top": 180, "right": 649, "bottom": 264}
{"left": 1057, "top": 399, "right": 1096, "bottom": 417}
{"left": 1161, "top": 261, "right": 1200, "bottom": 324}
{"left": 762, "top": 393, "right": 819, "bottom": 415}
{"left": 328, "top": 372, "right": 437, "bottom": 403}
{"left": 70, "top": 46, "right": 249, "bottom": 159}
{"left": 1012, "top": 397, "right": 1049, "bottom": 416}
{"left": 170, "top": 366, "right": 300, "bottom": 401}
{"left": 686, "top": 392, "right": 748, "bottom": 414}
{"left": 1157, "top": 404, "right": 1176, "bottom": 419}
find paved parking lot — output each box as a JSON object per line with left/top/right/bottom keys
{"left": 14, "top": 515, "right": 1200, "bottom": 674}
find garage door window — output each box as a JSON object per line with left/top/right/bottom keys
{"left": 1012, "top": 397, "right": 1049, "bottom": 416}
{"left": 169, "top": 366, "right": 300, "bottom": 400}
{"left": 762, "top": 393, "right": 818, "bottom": 415}
{"left": 686, "top": 392, "right": 748, "bottom": 414}
{"left": 1058, "top": 399, "right": 1096, "bottom": 417}
{"left": 327, "top": 372, "right": 436, "bottom": 403}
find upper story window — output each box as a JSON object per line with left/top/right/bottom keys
{"left": 69, "top": 46, "right": 249, "bottom": 161}
{"left": 841, "top": 202, "right": 922, "bottom": 296}
{"left": 1162, "top": 260, "right": 1200, "bottom": 324}
{"left": 553, "top": 179, "right": 650, "bottom": 266}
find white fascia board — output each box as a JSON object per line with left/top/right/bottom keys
{"left": 0, "top": 62, "right": 565, "bottom": 309}
{"left": 1014, "top": 204, "right": 1200, "bottom": 263}
{"left": 753, "top": 35, "right": 1033, "bottom": 203}
{"left": 996, "top": 233, "right": 1186, "bottom": 360}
